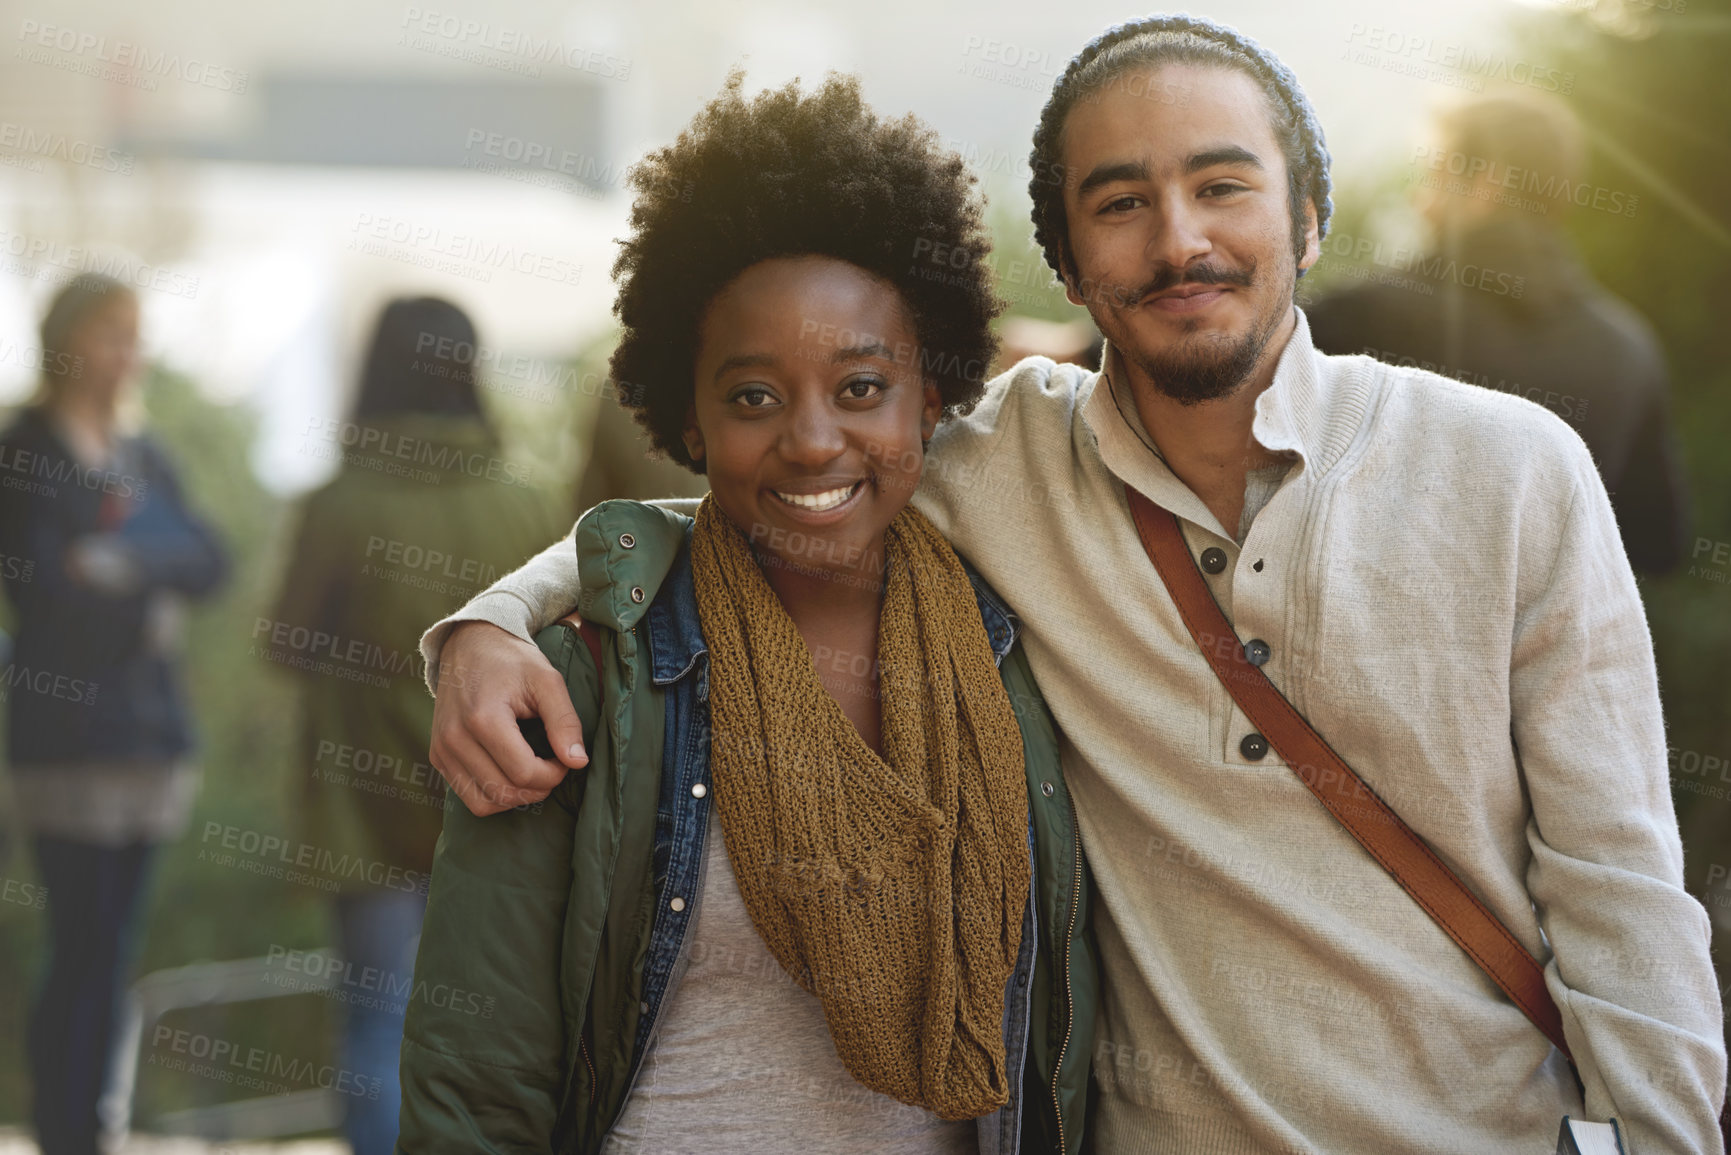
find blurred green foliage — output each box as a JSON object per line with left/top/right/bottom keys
{"left": 1508, "top": 0, "right": 1731, "bottom": 872}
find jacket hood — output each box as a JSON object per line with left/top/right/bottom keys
{"left": 574, "top": 500, "right": 696, "bottom": 632}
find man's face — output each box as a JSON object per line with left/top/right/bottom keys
{"left": 1058, "top": 63, "right": 1319, "bottom": 404}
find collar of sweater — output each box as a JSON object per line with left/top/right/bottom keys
{"left": 1080, "top": 306, "right": 1373, "bottom": 538}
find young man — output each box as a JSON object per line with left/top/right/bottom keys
{"left": 417, "top": 17, "right": 1725, "bottom": 1152}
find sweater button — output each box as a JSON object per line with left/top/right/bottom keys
{"left": 1244, "top": 639, "right": 1271, "bottom": 667}
{"left": 1200, "top": 547, "right": 1228, "bottom": 574}
{"left": 1240, "top": 733, "right": 1269, "bottom": 761}
{"left": 669, "top": 896, "right": 686, "bottom": 913}
{"left": 1040, "top": 782, "right": 1055, "bottom": 797}
{"left": 631, "top": 586, "right": 645, "bottom": 603}
{"left": 619, "top": 533, "right": 636, "bottom": 549}
{"left": 691, "top": 782, "right": 707, "bottom": 798}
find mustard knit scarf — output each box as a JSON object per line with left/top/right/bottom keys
{"left": 690, "top": 495, "right": 1031, "bottom": 1121}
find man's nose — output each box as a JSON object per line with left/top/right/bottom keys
{"left": 1143, "top": 193, "right": 1212, "bottom": 270}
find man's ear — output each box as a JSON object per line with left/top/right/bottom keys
{"left": 682, "top": 406, "right": 704, "bottom": 462}
{"left": 1060, "top": 248, "right": 1087, "bottom": 308}
{"left": 1297, "top": 198, "right": 1322, "bottom": 275}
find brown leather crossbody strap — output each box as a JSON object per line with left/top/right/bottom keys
{"left": 558, "top": 610, "right": 605, "bottom": 675}
{"left": 1124, "top": 483, "right": 1572, "bottom": 1061}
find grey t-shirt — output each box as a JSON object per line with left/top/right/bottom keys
{"left": 599, "top": 812, "right": 977, "bottom": 1154}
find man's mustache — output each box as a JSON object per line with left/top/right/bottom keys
{"left": 1128, "top": 260, "right": 1256, "bottom": 304}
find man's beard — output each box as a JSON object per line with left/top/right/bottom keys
{"left": 1097, "top": 257, "right": 1285, "bottom": 406}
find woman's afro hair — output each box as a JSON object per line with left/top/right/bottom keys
{"left": 608, "top": 71, "right": 1002, "bottom": 472}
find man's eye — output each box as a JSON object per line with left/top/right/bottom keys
{"left": 1103, "top": 196, "right": 1141, "bottom": 213}
{"left": 1201, "top": 183, "right": 1244, "bottom": 198}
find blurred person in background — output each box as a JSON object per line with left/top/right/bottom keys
{"left": 572, "top": 388, "right": 707, "bottom": 511}
{"left": 270, "top": 296, "right": 563, "bottom": 1155}
{"left": 1306, "top": 91, "right": 1690, "bottom": 575}
{"left": 0, "top": 273, "right": 229, "bottom": 1155}
{"left": 991, "top": 315, "right": 1101, "bottom": 378}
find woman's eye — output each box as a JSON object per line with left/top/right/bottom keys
{"left": 842, "top": 378, "right": 883, "bottom": 400}
{"left": 733, "top": 386, "right": 776, "bottom": 407}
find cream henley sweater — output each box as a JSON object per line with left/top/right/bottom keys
{"left": 420, "top": 311, "right": 1724, "bottom": 1153}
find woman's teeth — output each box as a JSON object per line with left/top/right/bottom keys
{"left": 775, "top": 482, "right": 861, "bottom": 512}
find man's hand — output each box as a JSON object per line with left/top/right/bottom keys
{"left": 430, "top": 621, "right": 588, "bottom": 816}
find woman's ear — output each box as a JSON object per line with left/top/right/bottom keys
{"left": 682, "top": 406, "right": 704, "bottom": 462}
{"left": 920, "top": 380, "right": 942, "bottom": 443}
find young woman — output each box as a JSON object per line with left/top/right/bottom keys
{"left": 399, "top": 75, "right": 1097, "bottom": 1155}
{"left": 0, "top": 274, "right": 228, "bottom": 1155}
{"left": 270, "top": 297, "right": 565, "bottom": 1155}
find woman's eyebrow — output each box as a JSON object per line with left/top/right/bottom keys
{"left": 832, "top": 342, "right": 895, "bottom": 362}
{"left": 712, "top": 352, "right": 776, "bottom": 382}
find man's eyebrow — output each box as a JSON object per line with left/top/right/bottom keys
{"left": 832, "top": 342, "right": 895, "bottom": 362}
{"left": 712, "top": 353, "right": 776, "bottom": 383}
{"left": 1185, "top": 145, "right": 1264, "bottom": 175}
{"left": 1077, "top": 159, "right": 1150, "bottom": 197}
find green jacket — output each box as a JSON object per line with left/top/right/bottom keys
{"left": 273, "top": 413, "right": 565, "bottom": 887}
{"left": 398, "top": 501, "right": 1099, "bottom": 1153}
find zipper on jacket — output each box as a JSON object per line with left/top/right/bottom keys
{"left": 579, "top": 1030, "right": 596, "bottom": 1095}
{"left": 1049, "top": 808, "right": 1081, "bottom": 1155}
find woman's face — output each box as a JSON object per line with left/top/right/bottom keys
{"left": 63, "top": 295, "right": 141, "bottom": 405}
{"left": 687, "top": 255, "right": 939, "bottom": 585}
